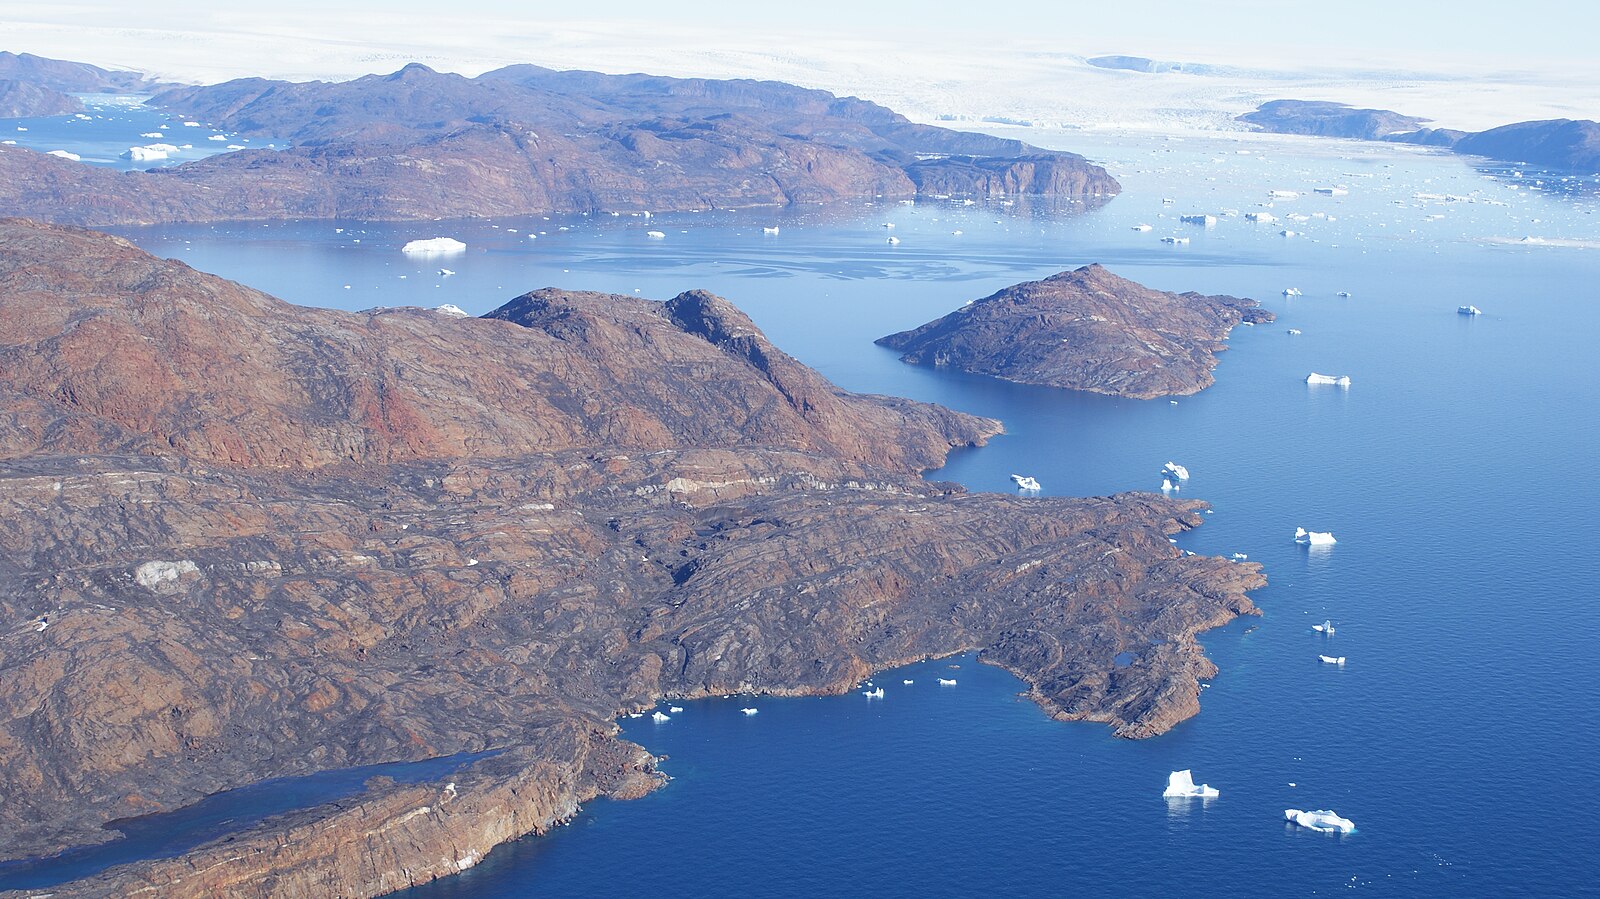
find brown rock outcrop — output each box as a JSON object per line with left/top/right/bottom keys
{"left": 877, "top": 264, "right": 1275, "bottom": 399}
{"left": 0, "top": 220, "right": 1262, "bottom": 897}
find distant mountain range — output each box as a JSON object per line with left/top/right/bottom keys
{"left": 1239, "top": 98, "right": 1600, "bottom": 173}
{"left": 0, "top": 55, "right": 1119, "bottom": 225}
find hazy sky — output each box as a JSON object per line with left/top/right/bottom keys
{"left": 12, "top": 0, "right": 1598, "bottom": 71}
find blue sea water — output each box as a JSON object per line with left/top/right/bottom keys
{"left": 27, "top": 124, "right": 1600, "bottom": 894}
{"left": 0, "top": 94, "right": 278, "bottom": 169}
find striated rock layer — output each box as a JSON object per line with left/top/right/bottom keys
{"left": 877, "top": 264, "right": 1274, "bottom": 399}
{"left": 0, "top": 220, "right": 1262, "bottom": 897}
{"left": 0, "top": 61, "right": 1120, "bottom": 227}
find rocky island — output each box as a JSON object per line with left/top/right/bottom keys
{"left": 0, "top": 220, "right": 1262, "bottom": 897}
{"left": 0, "top": 59, "right": 1119, "bottom": 226}
{"left": 1237, "top": 99, "right": 1429, "bottom": 140}
{"left": 876, "top": 264, "right": 1274, "bottom": 399}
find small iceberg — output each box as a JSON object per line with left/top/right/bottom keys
{"left": 1163, "top": 770, "right": 1220, "bottom": 799}
{"left": 741, "top": 708, "right": 759, "bottom": 716}
{"left": 762, "top": 226, "right": 780, "bottom": 234}
{"left": 1245, "top": 212, "right": 1277, "bottom": 223}
{"left": 669, "top": 706, "right": 684, "bottom": 713}
{"left": 1458, "top": 305, "right": 1483, "bottom": 315}
{"left": 1318, "top": 654, "right": 1346, "bottom": 665}
{"left": 863, "top": 687, "right": 884, "bottom": 699}
{"left": 1161, "top": 479, "right": 1177, "bottom": 492}
{"left": 1282, "top": 287, "right": 1302, "bottom": 296}
{"left": 438, "top": 268, "right": 455, "bottom": 277}
{"left": 1160, "top": 236, "right": 1190, "bottom": 244}
{"left": 47, "top": 149, "right": 80, "bottom": 161}
{"left": 1162, "top": 462, "right": 1189, "bottom": 480}
{"left": 1285, "top": 808, "right": 1355, "bottom": 833}
{"left": 1314, "top": 187, "right": 1349, "bottom": 196}
{"left": 1294, "top": 527, "right": 1337, "bottom": 546}
{"left": 1336, "top": 291, "right": 1353, "bottom": 298}
{"left": 938, "top": 678, "right": 957, "bottom": 686}
{"left": 646, "top": 230, "right": 667, "bottom": 239}
{"left": 1231, "top": 553, "right": 1249, "bottom": 562}
{"left": 433, "top": 304, "right": 469, "bottom": 317}
{"left": 651, "top": 711, "right": 671, "bottom": 722}
{"left": 1179, "top": 214, "right": 1217, "bottom": 227}
{"left": 1287, "top": 328, "right": 1302, "bottom": 335}
{"left": 1311, "top": 620, "right": 1335, "bottom": 634}
{"left": 1010, "top": 474, "right": 1041, "bottom": 491}
{"left": 902, "top": 679, "right": 914, "bottom": 685}
{"left": 1132, "top": 224, "right": 1154, "bottom": 232}
{"left": 402, "top": 237, "right": 467, "bottom": 255}
{"left": 1305, "top": 373, "right": 1350, "bottom": 387}
{"left": 887, "top": 235, "right": 901, "bottom": 245}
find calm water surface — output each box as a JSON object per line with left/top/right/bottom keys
{"left": 69, "top": 128, "right": 1600, "bottom": 895}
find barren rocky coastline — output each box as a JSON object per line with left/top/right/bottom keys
{"left": 877, "top": 264, "right": 1274, "bottom": 399}
{"left": 0, "top": 220, "right": 1261, "bottom": 897}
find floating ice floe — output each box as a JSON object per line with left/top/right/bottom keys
{"left": 433, "top": 304, "right": 469, "bottom": 317}
{"left": 207, "top": 134, "right": 227, "bottom": 141}
{"left": 1163, "top": 769, "right": 1220, "bottom": 799}
{"left": 863, "top": 687, "right": 884, "bottom": 698}
{"left": 938, "top": 678, "right": 957, "bottom": 686}
{"left": 1295, "top": 527, "right": 1337, "bottom": 546}
{"left": 1305, "top": 373, "right": 1350, "bottom": 387}
{"left": 1287, "top": 329, "right": 1302, "bottom": 335}
{"left": 1311, "top": 620, "right": 1335, "bottom": 634}
{"left": 1132, "top": 224, "right": 1154, "bottom": 232}
{"left": 1179, "top": 214, "right": 1217, "bottom": 227}
{"left": 1280, "top": 229, "right": 1299, "bottom": 238}
{"left": 646, "top": 230, "right": 666, "bottom": 239}
{"left": 762, "top": 226, "right": 780, "bottom": 234}
{"left": 652, "top": 711, "right": 671, "bottom": 722}
{"left": 1285, "top": 808, "right": 1355, "bottom": 833}
{"left": 1010, "top": 474, "right": 1041, "bottom": 491}
{"left": 741, "top": 708, "right": 759, "bottom": 716}
{"left": 1270, "top": 190, "right": 1300, "bottom": 199}
{"left": 1245, "top": 212, "right": 1277, "bottom": 223}
{"left": 47, "top": 150, "right": 80, "bottom": 161}
{"left": 1318, "top": 655, "right": 1346, "bottom": 665}
{"left": 402, "top": 237, "right": 467, "bottom": 255}
{"left": 183, "top": 121, "right": 201, "bottom": 127}
{"left": 1458, "top": 305, "right": 1483, "bottom": 315}
{"left": 1162, "top": 462, "right": 1189, "bottom": 481}
{"left": 1314, "top": 187, "right": 1349, "bottom": 196}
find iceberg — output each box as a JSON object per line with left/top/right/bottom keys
{"left": 438, "top": 268, "right": 455, "bottom": 277}
{"left": 1294, "top": 527, "right": 1337, "bottom": 546}
{"left": 902, "top": 679, "right": 914, "bottom": 685}
{"left": 1162, "top": 462, "right": 1190, "bottom": 480}
{"left": 1314, "top": 187, "right": 1349, "bottom": 196}
{"left": 762, "top": 226, "right": 780, "bottom": 234}
{"left": 1305, "top": 373, "right": 1350, "bottom": 387}
{"left": 1132, "top": 224, "right": 1154, "bottom": 232}
{"left": 1458, "top": 305, "right": 1483, "bottom": 315}
{"left": 1311, "top": 620, "right": 1335, "bottom": 634}
{"left": 402, "top": 237, "right": 467, "bottom": 256}
{"left": 1285, "top": 808, "right": 1355, "bottom": 833}
{"left": 1161, "top": 479, "right": 1176, "bottom": 492}
{"left": 1282, "top": 287, "right": 1302, "bottom": 296}
{"left": 1010, "top": 474, "right": 1041, "bottom": 491}
{"left": 122, "top": 145, "right": 169, "bottom": 161}
{"left": 1287, "top": 329, "right": 1303, "bottom": 335}
{"left": 433, "top": 304, "right": 469, "bottom": 317}
{"left": 1163, "top": 770, "right": 1220, "bottom": 799}
{"left": 741, "top": 708, "right": 759, "bottom": 716}
{"left": 887, "top": 235, "right": 901, "bottom": 245}
{"left": 1179, "top": 214, "right": 1217, "bottom": 227}
{"left": 140, "top": 131, "right": 165, "bottom": 138}
{"left": 646, "top": 230, "right": 666, "bottom": 239}
{"left": 669, "top": 706, "right": 684, "bottom": 713}
{"left": 1336, "top": 291, "right": 1353, "bottom": 298}
{"left": 1318, "top": 654, "right": 1346, "bottom": 665}
{"left": 1160, "top": 236, "right": 1190, "bottom": 244}
{"left": 47, "top": 150, "right": 80, "bottom": 161}
{"left": 938, "top": 678, "right": 957, "bottom": 686}
{"left": 1270, "top": 190, "right": 1300, "bottom": 199}
{"left": 1245, "top": 212, "right": 1277, "bottom": 223}
{"left": 863, "top": 687, "right": 884, "bottom": 698}
{"left": 651, "top": 711, "right": 671, "bottom": 722}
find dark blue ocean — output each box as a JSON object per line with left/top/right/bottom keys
{"left": 8, "top": 112, "right": 1600, "bottom": 894}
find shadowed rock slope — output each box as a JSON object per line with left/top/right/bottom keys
{"left": 0, "top": 62, "right": 1119, "bottom": 226}
{"left": 0, "top": 220, "right": 1262, "bottom": 898}
{"left": 877, "top": 264, "right": 1274, "bottom": 399}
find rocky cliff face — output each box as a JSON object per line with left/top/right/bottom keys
{"left": 0, "top": 79, "right": 80, "bottom": 117}
{"left": 0, "top": 51, "right": 154, "bottom": 94}
{"left": 877, "top": 264, "right": 1273, "bottom": 399}
{"left": 0, "top": 221, "right": 1262, "bottom": 897}
{"left": 0, "top": 62, "right": 1119, "bottom": 226}
{"left": 1449, "top": 119, "right": 1600, "bottom": 173}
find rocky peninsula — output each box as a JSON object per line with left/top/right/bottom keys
{"left": 0, "top": 220, "right": 1261, "bottom": 897}
{"left": 0, "top": 59, "right": 1119, "bottom": 226}
{"left": 877, "top": 264, "right": 1273, "bottom": 399}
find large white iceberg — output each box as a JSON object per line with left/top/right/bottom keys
{"left": 1295, "top": 527, "right": 1337, "bottom": 546}
{"left": 646, "top": 230, "right": 667, "bottom": 239}
{"left": 1458, "top": 305, "right": 1483, "bottom": 316}
{"left": 1162, "top": 462, "right": 1190, "bottom": 480}
{"left": 1163, "top": 769, "right": 1219, "bottom": 798}
{"left": 1285, "top": 808, "right": 1355, "bottom": 833}
{"left": 651, "top": 711, "right": 671, "bottom": 722}
{"left": 433, "top": 304, "right": 469, "bottom": 318}
{"left": 1318, "top": 654, "right": 1346, "bottom": 665}
{"left": 1010, "top": 474, "right": 1041, "bottom": 491}
{"left": 122, "top": 145, "right": 169, "bottom": 161}
{"left": 47, "top": 149, "right": 80, "bottom": 161}
{"left": 741, "top": 707, "right": 759, "bottom": 716}
{"left": 402, "top": 237, "right": 467, "bottom": 256}
{"left": 1305, "top": 373, "right": 1351, "bottom": 387}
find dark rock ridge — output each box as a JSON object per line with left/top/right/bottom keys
{"left": 877, "top": 264, "right": 1273, "bottom": 399}
{"left": 0, "top": 61, "right": 1119, "bottom": 226}
{"left": 1242, "top": 98, "right": 1600, "bottom": 173}
{"left": 0, "top": 51, "right": 155, "bottom": 94}
{"left": 1237, "top": 99, "right": 1429, "bottom": 140}
{"left": 0, "top": 79, "right": 80, "bottom": 117}
{"left": 0, "top": 220, "right": 1262, "bottom": 897}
